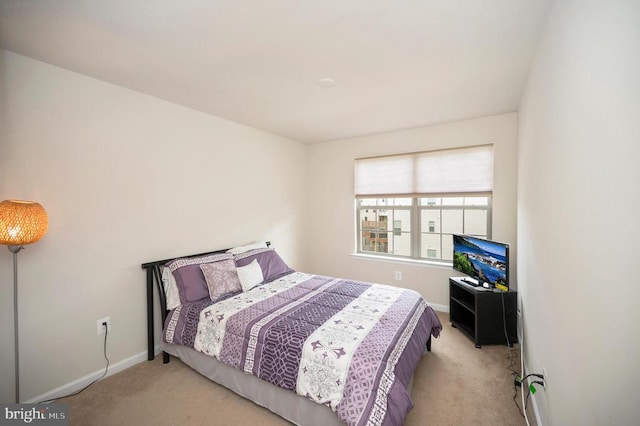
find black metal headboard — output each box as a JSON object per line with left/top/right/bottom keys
{"left": 141, "top": 243, "right": 270, "bottom": 363}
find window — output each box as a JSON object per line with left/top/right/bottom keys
{"left": 419, "top": 196, "right": 490, "bottom": 261}
{"left": 358, "top": 198, "right": 411, "bottom": 256}
{"left": 393, "top": 220, "right": 402, "bottom": 236}
{"left": 357, "top": 196, "right": 490, "bottom": 261}
{"left": 355, "top": 145, "right": 493, "bottom": 263}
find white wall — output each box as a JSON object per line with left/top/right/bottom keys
{"left": 0, "top": 50, "right": 308, "bottom": 402}
{"left": 306, "top": 113, "right": 518, "bottom": 308}
{"left": 518, "top": 1, "right": 640, "bottom": 424}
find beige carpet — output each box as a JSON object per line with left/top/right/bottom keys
{"left": 59, "top": 312, "right": 527, "bottom": 426}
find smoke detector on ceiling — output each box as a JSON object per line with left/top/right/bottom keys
{"left": 317, "top": 78, "right": 335, "bottom": 88}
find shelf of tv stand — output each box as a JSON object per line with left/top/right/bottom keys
{"left": 449, "top": 277, "right": 518, "bottom": 348}
{"left": 450, "top": 293, "right": 475, "bottom": 312}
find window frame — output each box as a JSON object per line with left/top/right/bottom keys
{"left": 355, "top": 194, "right": 492, "bottom": 264}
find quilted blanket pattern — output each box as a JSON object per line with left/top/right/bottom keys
{"left": 165, "top": 272, "right": 441, "bottom": 426}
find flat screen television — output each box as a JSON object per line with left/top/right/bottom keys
{"left": 452, "top": 234, "right": 509, "bottom": 292}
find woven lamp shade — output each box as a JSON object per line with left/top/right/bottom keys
{"left": 0, "top": 200, "right": 49, "bottom": 246}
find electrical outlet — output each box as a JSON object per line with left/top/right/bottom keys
{"left": 394, "top": 271, "right": 402, "bottom": 281}
{"left": 97, "top": 317, "right": 112, "bottom": 335}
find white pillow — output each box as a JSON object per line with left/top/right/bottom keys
{"left": 236, "top": 259, "right": 264, "bottom": 292}
{"left": 226, "top": 241, "right": 268, "bottom": 255}
{"left": 161, "top": 266, "right": 181, "bottom": 310}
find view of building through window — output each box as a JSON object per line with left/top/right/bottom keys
{"left": 357, "top": 196, "right": 490, "bottom": 262}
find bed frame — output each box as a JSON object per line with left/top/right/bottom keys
{"left": 141, "top": 245, "right": 238, "bottom": 363}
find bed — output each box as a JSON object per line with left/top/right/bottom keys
{"left": 142, "top": 243, "right": 442, "bottom": 426}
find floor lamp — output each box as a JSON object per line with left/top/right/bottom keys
{"left": 0, "top": 200, "right": 48, "bottom": 404}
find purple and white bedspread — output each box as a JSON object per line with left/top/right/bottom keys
{"left": 164, "top": 272, "right": 442, "bottom": 426}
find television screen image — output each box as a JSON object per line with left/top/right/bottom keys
{"left": 452, "top": 234, "right": 509, "bottom": 291}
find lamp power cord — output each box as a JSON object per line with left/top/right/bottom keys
{"left": 37, "top": 322, "right": 110, "bottom": 404}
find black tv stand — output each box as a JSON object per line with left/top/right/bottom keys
{"left": 449, "top": 277, "right": 518, "bottom": 348}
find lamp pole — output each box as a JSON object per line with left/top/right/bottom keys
{"left": 9, "top": 245, "right": 24, "bottom": 403}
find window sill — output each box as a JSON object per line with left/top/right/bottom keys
{"left": 350, "top": 253, "right": 453, "bottom": 270}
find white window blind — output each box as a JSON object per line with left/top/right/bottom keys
{"left": 355, "top": 144, "right": 493, "bottom": 197}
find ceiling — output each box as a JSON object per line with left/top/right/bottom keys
{"left": 0, "top": 0, "right": 553, "bottom": 144}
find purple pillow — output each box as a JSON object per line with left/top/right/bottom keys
{"left": 166, "top": 253, "right": 233, "bottom": 303}
{"left": 234, "top": 248, "right": 294, "bottom": 283}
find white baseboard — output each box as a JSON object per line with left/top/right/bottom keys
{"left": 27, "top": 345, "right": 161, "bottom": 403}
{"left": 429, "top": 302, "right": 449, "bottom": 313}
{"left": 523, "top": 358, "right": 543, "bottom": 426}
{"left": 531, "top": 393, "right": 543, "bottom": 426}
